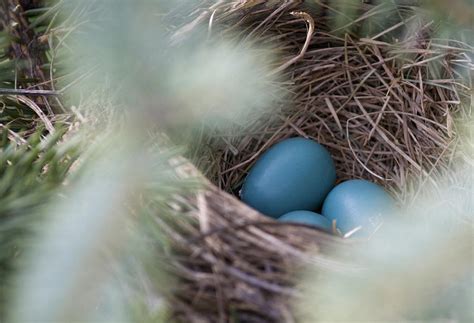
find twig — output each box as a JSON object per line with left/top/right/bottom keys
{"left": 270, "top": 11, "right": 315, "bottom": 75}
{"left": 8, "top": 95, "right": 55, "bottom": 134}
{"left": 0, "top": 88, "right": 61, "bottom": 96}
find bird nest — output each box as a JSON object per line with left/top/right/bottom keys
{"left": 163, "top": 1, "right": 472, "bottom": 322}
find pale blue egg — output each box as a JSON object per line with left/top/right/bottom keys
{"left": 279, "top": 210, "right": 333, "bottom": 232}
{"left": 241, "top": 137, "right": 336, "bottom": 218}
{"left": 322, "top": 179, "right": 396, "bottom": 237}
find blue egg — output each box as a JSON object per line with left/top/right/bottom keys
{"left": 279, "top": 210, "right": 333, "bottom": 232}
{"left": 241, "top": 137, "right": 336, "bottom": 218}
{"left": 321, "top": 179, "right": 396, "bottom": 237}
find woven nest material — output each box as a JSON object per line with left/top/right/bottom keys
{"left": 164, "top": 1, "right": 473, "bottom": 322}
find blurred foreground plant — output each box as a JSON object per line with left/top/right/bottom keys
{"left": 8, "top": 130, "right": 201, "bottom": 322}
{"left": 298, "top": 123, "right": 474, "bottom": 321}
{"left": 0, "top": 125, "right": 81, "bottom": 318}
{"left": 2, "top": 0, "right": 282, "bottom": 321}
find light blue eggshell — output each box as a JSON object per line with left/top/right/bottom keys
{"left": 241, "top": 137, "right": 336, "bottom": 218}
{"left": 321, "top": 179, "right": 396, "bottom": 236}
{"left": 279, "top": 210, "right": 333, "bottom": 232}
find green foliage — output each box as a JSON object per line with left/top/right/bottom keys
{"left": 0, "top": 30, "right": 14, "bottom": 84}
{"left": 0, "top": 125, "right": 81, "bottom": 318}
{"left": 0, "top": 0, "right": 74, "bottom": 129}
{"left": 3, "top": 128, "right": 202, "bottom": 322}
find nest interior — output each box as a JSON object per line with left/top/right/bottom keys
{"left": 166, "top": 1, "right": 472, "bottom": 322}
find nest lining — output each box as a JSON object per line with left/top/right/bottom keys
{"left": 167, "top": 1, "right": 473, "bottom": 322}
